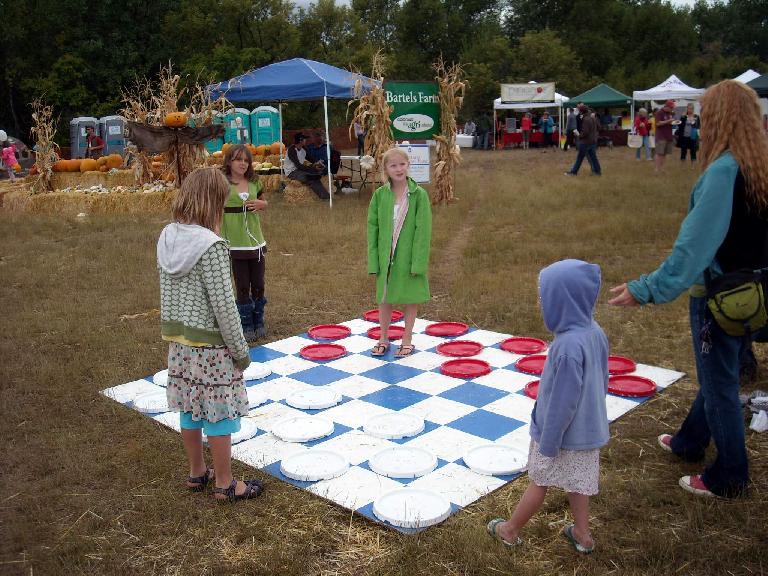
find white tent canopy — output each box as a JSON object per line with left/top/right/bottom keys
{"left": 493, "top": 93, "right": 569, "bottom": 110}
{"left": 734, "top": 69, "right": 761, "bottom": 84}
{"left": 633, "top": 74, "right": 705, "bottom": 101}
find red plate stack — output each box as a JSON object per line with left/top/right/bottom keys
{"left": 514, "top": 354, "right": 548, "bottom": 376}
{"left": 608, "top": 355, "right": 637, "bottom": 375}
{"left": 608, "top": 375, "right": 657, "bottom": 397}
{"left": 500, "top": 336, "right": 547, "bottom": 355}
{"left": 524, "top": 380, "right": 540, "bottom": 399}
{"left": 425, "top": 322, "right": 470, "bottom": 337}
{"left": 363, "top": 309, "right": 404, "bottom": 323}
{"left": 436, "top": 340, "right": 484, "bottom": 357}
{"left": 299, "top": 343, "right": 347, "bottom": 361}
{"left": 308, "top": 324, "right": 352, "bottom": 341}
{"left": 440, "top": 358, "right": 492, "bottom": 379}
{"left": 366, "top": 326, "right": 405, "bottom": 341}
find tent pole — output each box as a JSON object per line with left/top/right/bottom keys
{"left": 279, "top": 103, "right": 284, "bottom": 185}
{"left": 323, "top": 96, "right": 332, "bottom": 208}
{"left": 493, "top": 108, "right": 496, "bottom": 150}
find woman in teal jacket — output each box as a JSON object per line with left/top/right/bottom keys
{"left": 367, "top": 147, "right": 432, "bottom": 357}
{"left": 610, "top": 80, "right": 768, "bottom": 498}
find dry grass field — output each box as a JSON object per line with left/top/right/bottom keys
{"left": 1, "top": 146, "right": 766, "bottom": 575}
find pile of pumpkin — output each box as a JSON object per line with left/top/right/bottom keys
{"left": 210, "top": 141, "right": 285, "bottom": 162}
{"left": 49, "top": 154, "right": 124, "bottom": 173}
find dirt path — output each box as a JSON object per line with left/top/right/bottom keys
{"left": 430, "top": 200, "right": 479, "bottom": 299}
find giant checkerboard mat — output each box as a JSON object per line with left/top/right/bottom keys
{"left": 102, "top": 317, "right": 685, "bottom": 532}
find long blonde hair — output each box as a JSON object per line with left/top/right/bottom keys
{"left": 171, "top": 167, "right": 230, "bottom": 232}
{"left": 699, "top": 80, "right": 768, "bottom": 210}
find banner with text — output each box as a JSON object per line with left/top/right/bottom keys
{"left": 500, "top": 83, "right": 556, "bottom": 103}
{"left": 386, "top": 82, "right": 441, "bottom": 140}
{"left": 398, "top": 143, "right": 430, "bottom": 184}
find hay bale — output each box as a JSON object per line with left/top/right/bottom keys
{"left": 2, "top": 187, "right": 177, "bottom": 215}
{"left": 259, "top": 174, "right": 283, "bottom": 194}
{"left": 284, "top": 180, "right": 315, "bottom": 204}
{"left": 51, "top": 170, "right": 137, "bottom": 190}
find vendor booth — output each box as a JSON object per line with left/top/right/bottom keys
{"left": 207, "top": 58, "right": 376, "bottom": 207}
{"left": 631, "top": 75, "right": 705, "bottom": 129}
{"left": 492, "top": 85, "right": 569, "bottom": 149}
{"left": 565, "top": 83, "right": 632, "bottom": 145}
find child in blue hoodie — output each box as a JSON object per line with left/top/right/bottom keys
{"left": 487, "top": 259, "right": 609, "bottom": 554}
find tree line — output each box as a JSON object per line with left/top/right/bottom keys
{"left": 0, "top": 0, "right": 764, "bottom": 144}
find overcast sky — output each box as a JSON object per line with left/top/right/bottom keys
{"left": 292, "top": 0, "right": 698, "bottom": 7}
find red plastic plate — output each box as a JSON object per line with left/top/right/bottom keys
{"left": 425, "top": 322, "right": 469, "bottom": 337}
{"left": 436, "top": 340, "right": 484, "bottom": 357}
{"left": 440, "top": 358, "right": 492, "bottom": 379}
{"left": 500, "top": 337, "right": 547, "bottom": 355}
{"left": 524, "top": 380, "right": 540, "bottom": 400}
{"left": 608, "top": 355, "right": 637, "bottom": 375}
{"left": 366, "top": 326, "right": 405, "bottom": 341}
{"left": 299, "top": 343, "right": 347, "bottom": 361}
{"left": 363, "top": 309, "right": 404, "bottom": 323}
{"left": 515, "top": 354, "right": 548, "bottom": 375}
{"left": 608, "top": 375, "right": 657, "bottom": 397}
{"left": 308, "top": 324, "right": 351, "bottom": 341}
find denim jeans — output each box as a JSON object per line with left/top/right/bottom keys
{"left": 569, "top": 142, "right": 601, "bottom": 175}
{"left": 670, "top": 297, "right": 750, "bottom": 496}
{"left": 635, "top": 135, "right": 651, "bottom": 160}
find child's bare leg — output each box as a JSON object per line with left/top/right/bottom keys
{"left": 208, "top": 434, "right": 248, "bottom": 496}
{"left": 496, "top": 482, "right": 548, "bottom": 542}
{"left": 401, "top": 304, "right": 418, "bottom": 346}
{"left": 378, "top": 302, "right": 393, "bottom": 344}
{"left": 181, "top": 428, "right": 207, "bottom": 484}
{"left": 567, "top": 492, "right": 594, "bottom": 548}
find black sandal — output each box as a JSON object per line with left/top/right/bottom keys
{"left": 187, "top": 468, "right": 214, "bottom": 492}
{"left": 213, "top": 479, "right": 264, "bottom": 502}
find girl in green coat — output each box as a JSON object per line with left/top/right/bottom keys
{"left": 220, "top": 145, "right": 268, "bottom": 340}
{"left": 367, "top": 147, "right": 432, "bottom": 357}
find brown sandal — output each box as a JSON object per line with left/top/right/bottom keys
{"left": 371, "top": 342, "right": 389, "bottom": 356}
{"left": 395, "top": 344, "right": 416, "bottom": 358}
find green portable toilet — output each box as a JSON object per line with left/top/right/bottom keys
{"left": 224, "top": 108, "right": 251, "bottom": 144}
{"left": 203, "top": 112, "right": 226, "bottom": 153}
{"left": 98, "top": 115, "right": 126, "bottom": 156}
{"left": 250, "top": 106, "right": 280, "bottom": 146}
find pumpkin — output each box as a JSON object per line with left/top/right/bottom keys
{"left": 270, "top": 141, "right": 285, "bottom": 155}
{"left": 99, "top": 165, "right": 109, "bottom": 172}
{"left": 164, "top": 112, "right": 188, "bottom": 128}
{"left": 68, "top": 159, "right": 82, "bottom": 172}
{"left": 12, "top": 163, "right": 21, "bottom": 172}
{"left": 212, "top": 150, "right": 223, "bottom": 159}
{"left": 80, "top": 158, "right": 99, "bottom": 172}
{"left": 255, "top": 144, "right": 268, "bottom": 156}
{"left": 52, "top": 160, "right": 68, "bottom": 172}
{"left": 29, "top": 164, "right": 39, "bottom": 176}
{"left": 222, "top": 143, "right": 232, "bottom": 155}
{"left": 96, "top": 157, "right": 108, "bottom": 167}
{"left": 151, "top": 161, "right": 164, "bottom": 171}
{"left": 105, "top": 154, "right": 122, "bottom": 169}
{"left": 152, "top": 154, "right": 165, "bottom": 162}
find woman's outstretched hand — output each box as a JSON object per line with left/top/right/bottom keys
{"left": 608, "top": 283, "right": 640, "bottom": 307}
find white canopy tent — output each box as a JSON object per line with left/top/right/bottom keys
{"left": 631, "top": 74, "right": 705, "bottom": 128}
{"left": 492, "top": 86, "right": 569, "bottom": 149}
{"left": 734, "top": 69, "right": 761, "bottom": 84}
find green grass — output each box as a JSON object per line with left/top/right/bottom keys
{"left": 1, "top": 147, "right": 766, "bottom": 575}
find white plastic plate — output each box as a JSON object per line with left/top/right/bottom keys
{"left": 153, "top": 369, "right": 168, "bottom": 387}
{"left": 132, "top": 389, "right": 169, "bottom": 414}
{"left": 369, "top": 446, "right": 437, "bottom": 479}
{"left": 463, "top": 444, "right": 528, "bottom": 476}
{"left": 271, "top": 416, "right": 334, "bottom": 443}
{"left": 285, "top": 387, "right": 342, "bottom": 410}
{"left": 247, "top": 388, "right": 269, "bottom": 409}
{"left": 363, "top": 413, "right": 425, "bottom": 440}
{"left": 373, "top": 488, "right": 452, "bottom": 528}
{"left": 280, "top": 449, "right": 349, "bottom": 481}
{"left": 243, "top": 363, "right": 272, "bottom": 381}
{"left": 204, "top": 418, "right": 259, "bottom": 445}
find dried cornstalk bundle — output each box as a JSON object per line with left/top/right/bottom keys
{"left": 348, "top": 51, "right": 393, "bottom": 186}
{"left": 432, "top": 57, "right": 466, "bottom": 205}
{"left": 29, "top": 98, "right": 59, "bottom": 194}
{"left": 124, "top": 144, "right": 153, "bottom": 185}
{"left": 188, "top": 71, "right": 231, "bottom": 128}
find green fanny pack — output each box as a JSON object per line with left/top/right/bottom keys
{"left": 705, "top": 269, "right": 768, "bottom": 337}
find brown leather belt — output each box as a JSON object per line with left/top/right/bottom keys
{"left": 224, "top": 206, "right": 246, "bottom": 213}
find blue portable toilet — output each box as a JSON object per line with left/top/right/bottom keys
{"left": 98, "top": 115, "right": 126, "bottom": 156}
{"left": 250, "top": 106, "right": 280, "bottom": 146}
{"left": 204, "top": 111, "right": 226, "bottom": 153}
{"left": 70, "top": 116, "right": 98, "bottom": 158}
{"left": 224, "top": 108, "right": 251, "bottom": 144}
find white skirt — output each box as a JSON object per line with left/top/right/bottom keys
{"left": 527, "top": 439, "right": 600, "bottom": 496}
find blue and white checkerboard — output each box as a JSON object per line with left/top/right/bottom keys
{"left": 102, "top": 316, "right": 685, "bottom": 532}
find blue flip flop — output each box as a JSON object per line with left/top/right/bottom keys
{"left": 486, "top": 518, "right": 523, "bottom": 548}
{"left": 562, "top": 523, "right": 594, "bottom": 554}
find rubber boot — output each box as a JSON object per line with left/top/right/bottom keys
{"left": 237, "top": 300, "right": 257, "bottom": 341}
{"left": 253, "top": 297, "right": 267, "bottom": 338}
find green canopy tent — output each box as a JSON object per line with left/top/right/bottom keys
{"left": 747, "top": 74, "right": 768, "bottom": 98}
{"left": 563, "top": 83, "right": 632, "bottom": 109}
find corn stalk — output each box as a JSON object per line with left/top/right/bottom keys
{"left": 432, "top": 57, "right": 466, "bottom": 205}
{"left": 348, "top": 51, "right": 393, "bottom": 186}
{"left": 29, "top": 98, "right": 59, "bottom": 194}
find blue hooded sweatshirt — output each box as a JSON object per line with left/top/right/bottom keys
{"left": 530, "top": 259, "right": 610, "bottom": 457}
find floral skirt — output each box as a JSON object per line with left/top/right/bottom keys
{"left": 527, "top": 439, "right": 600, "bottom": 496}
{"left": 165, "top": 342, "right": 249, "bottom": 424}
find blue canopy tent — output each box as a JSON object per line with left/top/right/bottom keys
{"left": 207, "top": 58, "right": 376, "bottom": 206}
